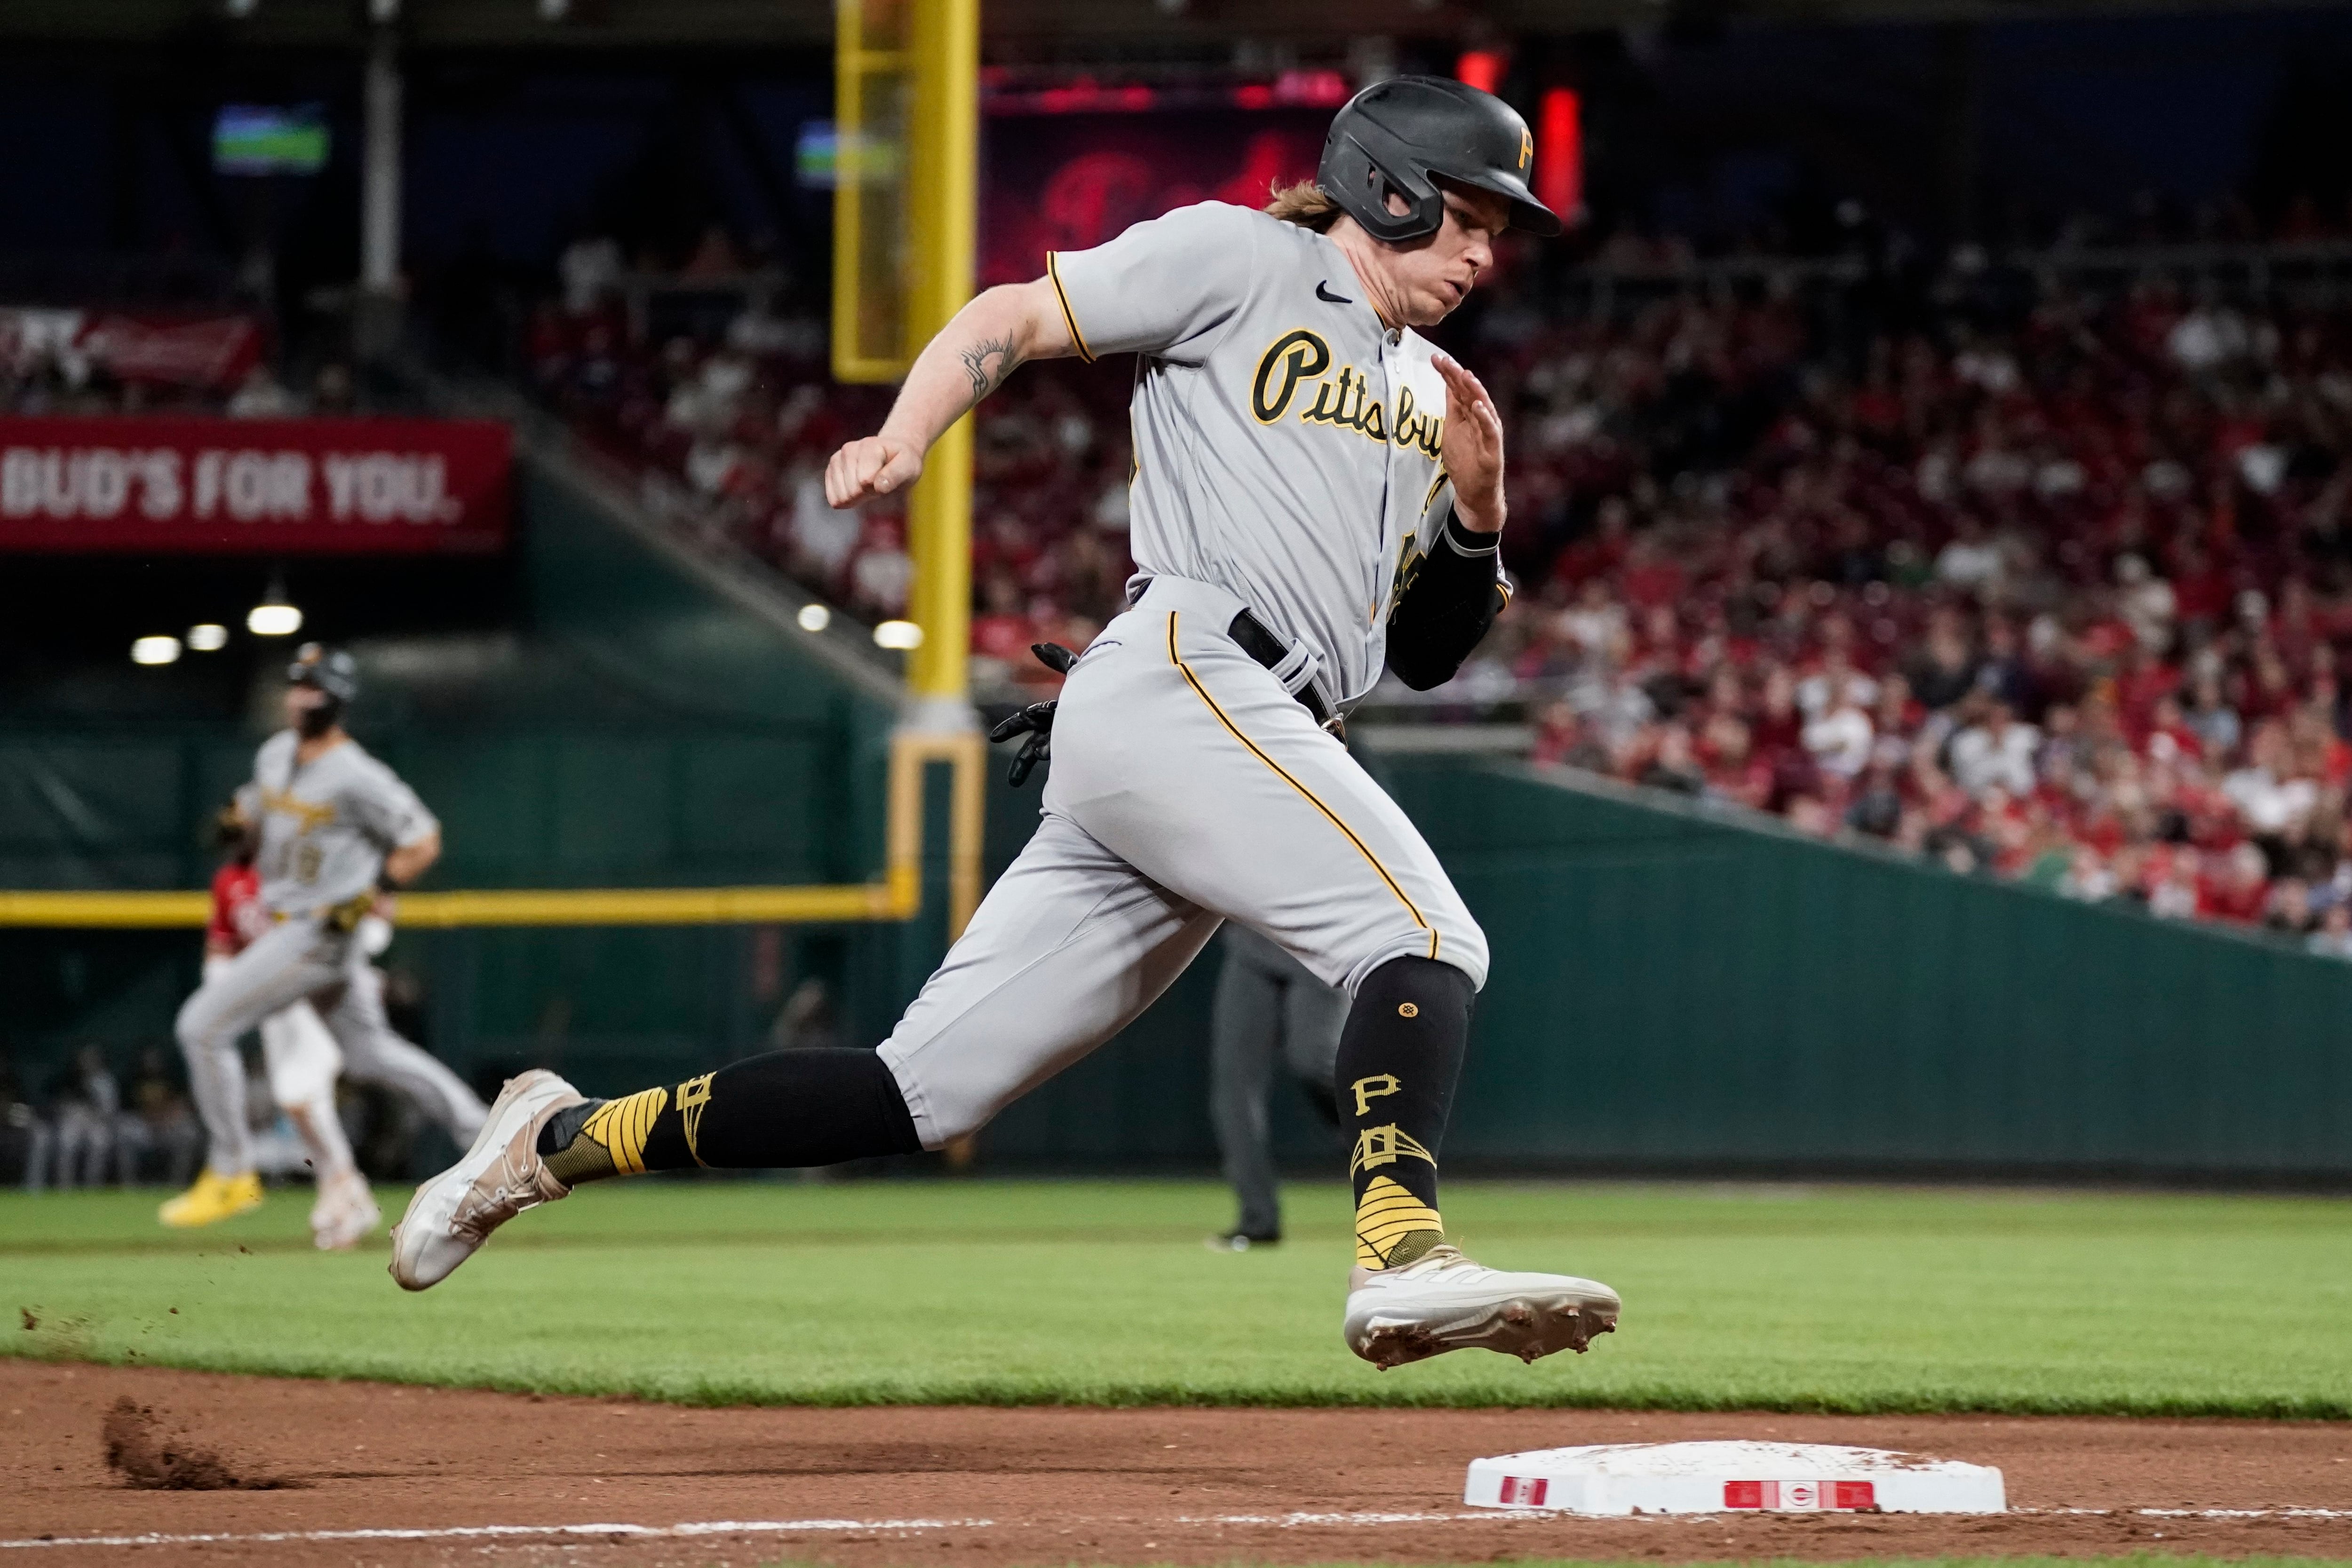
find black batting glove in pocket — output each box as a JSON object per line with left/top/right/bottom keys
{"left": 987, "top": 643, "right": 1080, "bottom": 787}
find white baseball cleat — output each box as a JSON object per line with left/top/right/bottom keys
{"left": 310, "top": 1172, "right": 382, "bottom": 1251}
{"left": 389, "top": 1069, "right": 582, "bottom": 1291}
{"left": 1343, "top": 1245, "right": 1620, "bottom": 1369}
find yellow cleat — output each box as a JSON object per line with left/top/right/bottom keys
{"left": 158, "top": 1170, "right": 265, "bottom": 1228}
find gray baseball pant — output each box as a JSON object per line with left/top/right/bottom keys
{"left": 175, "top": 917, "right": 486, "bottom": 1178}
{"left": 880, "top": 576, "right": 1485, "bottom": 1148}
{"left": 1210, "top": 922, "right": 1345, "bottom": 1239}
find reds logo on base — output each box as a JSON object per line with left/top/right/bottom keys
{"left": 1722, "top": 1479, "right": 1877, "bottom": 1511}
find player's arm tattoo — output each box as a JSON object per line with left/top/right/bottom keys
{"left": 958, "top": 333, "right": 1022, "bottom": 403}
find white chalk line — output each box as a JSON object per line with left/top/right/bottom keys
{"left": 0, "top": 1518, "right": 990, "bottom": 1551}
{"left": 2047, "top": 1507, "right": 2352, "bottom": 1520}
{"left": 5, "top": 1505, "right": 2349, "bottom": 1551}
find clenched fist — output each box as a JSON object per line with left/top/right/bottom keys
{"left": 825, "top": 434, "right": 926, "bottom": 509}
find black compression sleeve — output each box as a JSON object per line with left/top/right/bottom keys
{"left": 539, "top": 1048, "right": 922, "bottom": 1181}
{"left": 1385, "top": 510, "right": 1507, "bottom": 691}
{"left": 675, "top": 1048, "right": 923, "bottom": 1168}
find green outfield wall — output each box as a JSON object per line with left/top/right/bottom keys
{"left": 1375, "top": 757, "right": 2352, "bottom": 1181}
{"left": 986, "top": 751, "right": 2352, "bottom": 1183}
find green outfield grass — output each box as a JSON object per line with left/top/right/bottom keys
{"left": 3, "top": 1179, "right": 2346, "bottom": 1415}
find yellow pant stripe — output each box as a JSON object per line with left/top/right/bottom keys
{"left": 1167, "top": 612, "right": 1435, "bottom": 959}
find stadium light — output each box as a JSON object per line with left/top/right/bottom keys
{"left": 247, "top": 599, "right": 302, "bottom": 636}
{"left": 132, "top": 636, "right": 182, "bottom": 667}
{"left": 797, "top": 603, "right": 833, "bottom": 633}
{"left": 249, "top": 570, "right": 301, "bottom": 636}
{"left": 186, "top": 623, "right": 230, "bottom": 652}
{"left": 873, "top": 619, "right": 924, "bottom": 650}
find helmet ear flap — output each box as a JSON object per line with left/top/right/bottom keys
{"left": 1323, "top": 127, "right": 1445, "bottom": 244}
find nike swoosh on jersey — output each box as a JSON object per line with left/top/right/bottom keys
{"left": 1316, "top": 281, "right": 1353, "bottom": 305}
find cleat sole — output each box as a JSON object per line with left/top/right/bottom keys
{"left": 1353, "top": 1292, "right": 1620, "bottom": 1370}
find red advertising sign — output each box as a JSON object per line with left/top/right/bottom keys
{"left": 0, "top": 417, "right": 511, "bottom": 554}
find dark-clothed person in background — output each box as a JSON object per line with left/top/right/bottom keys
{"left": 1207, "top": 924, "right": 1345, "bottom": 1249}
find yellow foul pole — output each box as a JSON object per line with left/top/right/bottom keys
{"left": 817, "top": 0, "right": 986, "bottom": 942}
{"left": 833, "top": 0, "right": 984, "bottom": 936}
{"left": 902, "top": 0, "right": 979, "bottom": 721}
{"left": 896, "top": 0, "right": 985, "bottom": 941}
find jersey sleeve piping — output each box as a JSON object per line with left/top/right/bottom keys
{"left": 1043, "top": 252, "right": 1095, "bottom": 364}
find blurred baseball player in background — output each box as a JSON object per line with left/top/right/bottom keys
{"left": 1207, "top": 923, "right": 1344, "bottom": 1251}
{"left": 162, "top": 645, "right": 487, "bottom": 1232}
{"left": 202, "top": 808, "right": 395, "bottom": 1248}
{"left": 394, "top": 79, "right": 1621, "bottom": 1369}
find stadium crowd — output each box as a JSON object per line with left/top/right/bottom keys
{"left": 1478, "top": 269, "right": 2352, "bottom": 952}
{"left": 525, "top": 225, "right": 2352, "bottom": 947}
{"left": 0, "top": 355, "right": 357, "bottom": 419}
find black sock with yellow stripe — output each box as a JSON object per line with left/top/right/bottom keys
{"left": 1338, "top": 957, "right": 1472, "bottom": 1270}
{"left": 537, "top": 1048, "right": 922, "bottom": 1184}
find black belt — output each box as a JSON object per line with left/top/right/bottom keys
{"left": 1227, "top": 606, "right": 1341, "bottom": 735}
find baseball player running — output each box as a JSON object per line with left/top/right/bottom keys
{"left": 393, "top": 79, "right": 1621, "bottom": 1369}
{"left": 201, "top": 811, "right": 394, "bottom": 1248}
{"left": 161, "top": 644, "right": 488, "bottom": 1230}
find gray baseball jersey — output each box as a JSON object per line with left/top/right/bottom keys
{"left": 878, "top": 203, "right": 1499, "bottom": 1151}
{"left": 240, "top": 730, "right": 437, "bottom": 915}
{"left": 1049, "top": 201, "right": 1463, "bottom": 705}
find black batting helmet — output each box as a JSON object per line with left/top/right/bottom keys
{"left": 1318, "top": 76, "right": 1559, "bottom": 245}
{"left": 287, "top": 642, "right": 360, "bottom": 705}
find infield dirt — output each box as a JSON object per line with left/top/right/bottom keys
{"left": 4, "top": 1361, "right": 2348, "bottom": 1567}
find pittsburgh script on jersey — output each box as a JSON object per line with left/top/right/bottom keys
{"left": 1250, "top": 329, "right": 1445, "bottom": 457}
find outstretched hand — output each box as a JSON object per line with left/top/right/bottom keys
{"left": 825, "top": 434, "right": 926, "bottom": 509}
{"left": 1432, "top": 351, "right": 1506, "bottom": 535}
